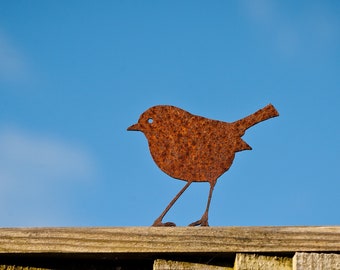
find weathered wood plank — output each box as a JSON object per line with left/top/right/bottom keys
{"left": 234, "top": 253, "right": 292, "bottom": 270}
{"left": 0, "top": 227, "right": 339, "bottom": 254}
{"left": 293, "top": 252, "right": 340, "bottom": 270}
{"left": 153, "top": 259, "right": 232, "bottom": 270}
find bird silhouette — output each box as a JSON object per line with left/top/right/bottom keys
{"left": 127, "top": 104, "right": 279, "bottom": 226}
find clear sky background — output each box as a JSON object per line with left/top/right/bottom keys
{"left": 0, "top": 1, "right": 339, "bottom": 227}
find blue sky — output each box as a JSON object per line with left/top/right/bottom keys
{"left": 0, "top": 1, "right": 339, "bottom": 227}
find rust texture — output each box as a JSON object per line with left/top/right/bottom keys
{"left": 128, "top": 104, "right": 279, "bottom": 227}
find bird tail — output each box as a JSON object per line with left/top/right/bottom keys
{"left": 232, "top": 104, "right": 279, "bottom": 135}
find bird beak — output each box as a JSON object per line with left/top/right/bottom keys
{"left": 127, "top": 123, "right": 140, "bottom": 131}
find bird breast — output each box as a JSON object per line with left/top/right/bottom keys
{"left": 146, "top": 117, "right": 241, "bottom": 182}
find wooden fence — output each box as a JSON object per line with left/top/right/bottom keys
{"left": 1, "top": 226, "right": 339, "bottom": 269}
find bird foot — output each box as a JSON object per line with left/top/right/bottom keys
{"left": 152, "top": 220, "right": 176, "bottom": 227}
{"left": 189, "top": 219, "right": 209, "bottom": 227}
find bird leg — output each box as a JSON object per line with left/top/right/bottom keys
{"left": 152, "top": 181, "right": 192, "bottom": 227}
{"left": 189, "top": 182, "right": 215, "bottom": 227}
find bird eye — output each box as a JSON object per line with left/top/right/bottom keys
{"left": 147, "top": 118, "right": 153, "bottom": 124}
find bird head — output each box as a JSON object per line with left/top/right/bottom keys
{"left": 127, "top": 106, "right": 161, "bottom": 134}
{"left": 127, "top": 105, "right": 188, "bottom": 136}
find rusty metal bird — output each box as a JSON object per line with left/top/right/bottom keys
{"left": 127, "top": 104, "right": 279, "bottom": 226}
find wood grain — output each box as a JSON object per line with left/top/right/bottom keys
{"left": 293, "top": 252, "right": 340, "bottom": 270}
{"left": 0, "top": 227, "right": 339, "bottom": 254}
{"left": 153, "top": 259, "right": 232, "bottom": 270}
{"left": 234, "top": 254, "right": 292, "bottom": 270}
